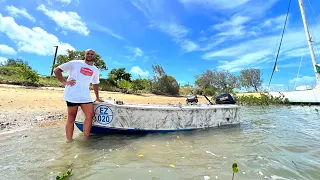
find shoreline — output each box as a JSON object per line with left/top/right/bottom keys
{"left": 0, "top": 84, "right": 261, "bottom": 134}
{"left": 0, "top": 84, "right": 205, "bottom": 134}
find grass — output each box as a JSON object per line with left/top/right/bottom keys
{"left": 0, "top": 74, "right": 63, "bottom": 87}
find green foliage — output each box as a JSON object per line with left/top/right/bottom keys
{"left": 97, "top": 78, "right": 118, "bottom": 91}
{"left": 21, "top": 66, "right": 39, "bottom": 82}
{"left": 38, "top": 76, "right": 64, "bottom": 87}
{"left": 195, "top": 69, "right": 239, "bottom": 95}
{"left": 151, "top": 64, "right": 180, "bottom": 96}
{"left": 56, "top": 169, "right": 72, "bottom": 180}
{"left": 0, "top": 58, "right": 39, "bottom": 83}
{"left": 203, "top": 87, "right": 216, "bottom": 96}
{"left": 152, "top": 64, "right": 166, "bottom": 80}
{"left": 239, "top": 68, "right": 263, "bottom": 92}
{"left": 118, "top": 79, "right": 132, "bottom": 93}
{"left": 0, "top": 57, "right": 294, "bottom": 108}
{"left": 131, "top": 78, "right": 149, "bottom": 93}
{"left": 179, "top": 86, "right": 197, "bottom": 96}
{"left": 234, "top": 93, "right": 290, "bottom": 106}
{"left": 0, "top": 66, "right": 23, "bottom": 76}
{"left": 232, "top": 162, "right": 238, "bottom": 180}
{"left": 107, "top": 68, "right": 132, "bottom": 87}
{"left": 54, "top": 49, "right": 107, "bottom": 71}
{"left": 232, "top": 162, "right": 238, "bottom": 173}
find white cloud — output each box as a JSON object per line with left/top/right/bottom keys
{"left": 277, "top": 62, "right": 300, "bottom": 68}
{"left": 124, "top": 46, "right": 150, "bottom": 62}
{"left": 283, "top": 47, "right": 309, "bottom": 58}
{"left": 134, "top": 48, "right": 143, "bottom": 57}
{"left": 202, "top": 22, "right": 320, "bottom": 72}
{"left": 56, "top": 0, "right": 72, "bottom": 4}
{"left": 149, "top": 22, "right": 189, "bottom": 41}
{"left": 0, "top": 57, "right": 7, "bottom": 64}
{"left": 0, "top": 13, "right": 75, "bottom": 56}
{"left": 237, "top": 0, "right": 279, "bottom": 18}
{"left": 47, "top": 0, "right": 79, "bottom": 5}
{"left": 61, "top": 30, "right": 68, "bottom": 35}
{"left": 0, "top": 44, "right": 16, "bottom": 55}
{"left": 37, "top": 4, "right": 89, "bottom": 36}
{"left": 263, "top": 14, "right": 287, "bottom": 30}
{"left": 217, "top": 50, "right": 272, "bottom": 72}
{"left": 151, "top": 22, "right": 200, "bottom": 53}
{"left": 129, "top": 66, "right": 149, "bottom": 77}
{"left": 5, "top": 5, "right": 36, "bottom": 22}
{"left": 125, "top": 46, "right": 143, "bottom": 57}
{"left": 213, "top": 15, "right": 250, "bottom": 30}
{"left": 183, "top": 3, "right": 284, "bottom": 53}
{"left": 179, "top": 0, "right": 279, "bottom": 18}
{"left": 289, "top": 76, "right": 316, "bottom": 86}
{"left": 89, "top": 23, "right": 125, "bottom": 41}
{"left": 211, "top": 15, "right": 251, "bottom": 37}
{"left": 179, "top": 0, "right": 251, "bottom": 10}
{"left": 132, "top": 0, "right": 200, "bottom": 53}
{"left": 180, "top": 39, "right": 199, "bottom": 53}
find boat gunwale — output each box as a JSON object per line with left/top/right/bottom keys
{"left": 93, "top": 102, "right": 240, "bottom": 111}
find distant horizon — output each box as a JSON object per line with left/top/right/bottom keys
{"left": 0, "top": 0, "right": 319, "bottom": 90}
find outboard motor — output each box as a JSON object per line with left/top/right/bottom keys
{"left": 186, "top": 95, "right": 198, "bottom": 104}
{"left": 215, "top": 93, "right": 236, "bottom": 104}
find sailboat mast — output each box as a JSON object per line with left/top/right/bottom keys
{"left": 298, "top": 0, "right": 320, "bottom": 86}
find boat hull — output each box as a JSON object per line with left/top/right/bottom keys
{"left": 268, "top": 89, "right": 320, "bottom": 105}
{"left": 74, "top": 102, "right": 241, "bottom": 134}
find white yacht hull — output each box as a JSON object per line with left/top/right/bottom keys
{"left": 268, "top": 89, "right": 320, "bottom": 104}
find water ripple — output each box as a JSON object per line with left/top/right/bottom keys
{"left": 0, "top": 106, "right": 320, "bottom": 179}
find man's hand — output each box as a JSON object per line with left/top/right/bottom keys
{"left": 64, "top": 80, "right": 76, "bottom": 86}
{"left": 95, "top": 98, "right": 104, "bottom": 102}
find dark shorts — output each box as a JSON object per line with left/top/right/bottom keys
{"left": 66, "top": 101, "right": 93, "bottom": 107}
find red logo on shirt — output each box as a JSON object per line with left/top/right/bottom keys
{"left": 80, "top": 67, "right": 93, "bottom": 76}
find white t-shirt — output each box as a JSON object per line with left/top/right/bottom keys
{"left": 58, "top": 60, "right": 100, "bottom": 103}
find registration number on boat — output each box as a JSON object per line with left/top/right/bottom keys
{"left": 94, "top": 105, "right": 114, "bottom": 125}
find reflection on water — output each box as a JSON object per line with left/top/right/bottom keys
{"left": 0, "top": 106, "right": 320, "bottom": 180}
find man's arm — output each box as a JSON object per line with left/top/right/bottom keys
{"left": 53, "top": 68, "right": 66, "bottom": 85}
{"left": 93, "top": 84, "right": 104, "bottom": 102}
{"left": 53, "top": 67, "right": 75, "bottom": 86}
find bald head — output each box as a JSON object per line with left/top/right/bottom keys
{"left": 84, "top": 49, "right": 96, "bottom": 63}
{"left": 85, "top": 49, "right": 96, "bottom": 54}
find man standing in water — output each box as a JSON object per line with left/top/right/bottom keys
{"left": 53, "top": 49, "right": 104, "bottom": 142}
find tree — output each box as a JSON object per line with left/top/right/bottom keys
{"left": 2, "top": 58, "right": 31, "bottom": 69}
{"left": 118, "top": 79, "right": 132, "bottom": 93}
{"left": 53, "top": 49, "right": 107, "bottom": 71}
{"left": 151, "top": 64, "right": 180, "bottom": 96}
{"left": 131, "top": 78, "right": 149, "bottom": 92}
{"left": 152, "top": 64, "right": 166, "bottom": 81}
{"left": 159, "top": 75, "right": 180, "bottom": 95}
{"left": 110, "top": 68, "right": 131, "bottom": 82}
{"left": 194, "top": 69, "right": 239, "bottom": 95}
{"left": 239, "top": 68, "right": 263, "bottom": 92}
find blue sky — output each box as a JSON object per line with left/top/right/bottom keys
{"left": 0, "top": 0, "right": 320, "bottom": 90}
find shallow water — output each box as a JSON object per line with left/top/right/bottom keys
{"left": 0, "top": 106, "right": 319, "bottom": 180}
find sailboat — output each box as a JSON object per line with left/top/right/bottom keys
{"left": 267, "top": 0, "right": 320, "bottom": 105}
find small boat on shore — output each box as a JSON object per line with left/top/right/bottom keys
{"left": 74, "top": 93, "right": 241, "bottom": 134}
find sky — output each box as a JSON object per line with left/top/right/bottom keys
{"left": 1, "top": 0, "right": 320, "bottom": 90}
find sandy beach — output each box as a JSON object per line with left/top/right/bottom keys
{"left": 0, "top": 84, "right": 210, "bottom": 133}
{"left": 0, "top": 84, "right": 262, "bottom": 133}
